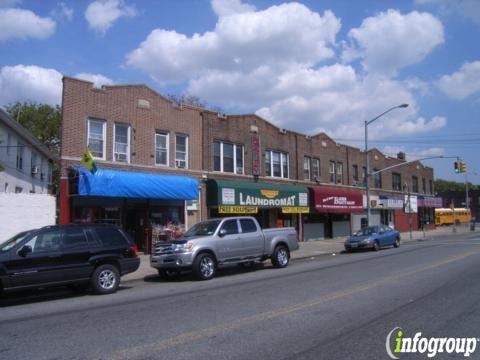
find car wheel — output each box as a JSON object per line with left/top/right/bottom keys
{"left": 193, "top": 253, "right": 217, "bottom": 280}
{"left": 91, "top": 264, "right": 120, "bottom": 295}
{"left": 372, "top": 241, "right": 380, "bottom": 252}
{"left": 393, "top": 238, "right": 400, "bottom": 248}
{"left": 158, "top": 269, "right": 180, "bottom": 279}
{"left": 271, "top": 245, "right": 289, "bottom": 268}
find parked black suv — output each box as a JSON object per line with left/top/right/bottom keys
{"left": 0, "top": 224, "right": 140, "bottom": 295}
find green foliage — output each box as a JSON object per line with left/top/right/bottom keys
{"left": 434, "top": 179, "right": 479, "bottom": 193}
{"left": 5, "top": 101, "right": 61, "bottom": 189}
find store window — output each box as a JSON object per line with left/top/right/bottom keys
{"left": 16, "top": 143, "right": 24, "bottom": 170}
{"left": 265, "top": 150, "right": 289, "bottom": 179}
{"left": 213, "top": 141, "right": 244, "bottom": 174}
{"left": 329, "top": 161, "right": 336, "bottom": 183}
{"left": 303, "top": 156, "right": 311, "bottom": 180}
{"left": 312, "top": 158, "right": 320, "bottom": 181}
{"left": 373, "top": 169, "right": 382, "bottom": 188}
{"left": 336, "top": 162, "right": 343, "bottom": 184}
{"left": 175, "top": 134, "right": 188, "bottom": 169}
{"left": 392, "top": 173, "right": 402, "bottom": 191}
{"left": 114, "top": 123, "right": 130, "bottom": 163}
{"left": 412, "top": 176, "right": 419, "bottom": 193}
{"left": 87, "top": 119, "right": 106, "bottom": 159}
{"left": 155, "top": 131, "right": 169, "bottom": 166}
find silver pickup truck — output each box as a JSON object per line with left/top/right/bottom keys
{"left": 150, "top": 216, "right": 299, "bottom": 280}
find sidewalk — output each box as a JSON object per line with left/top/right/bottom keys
{"left": 122, "top": 225, "right": 479, "bottom": 283}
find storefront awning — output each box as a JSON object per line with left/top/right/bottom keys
{"left": 417, "top": 196, "right": 442, "bottom": 208}
{"left": 310, "top": 187, "right": 363, "bottom": 213}
{"left": 207, "top": 179, "right": 309, "bottom": 213}
{"left": 76, "top": 167, "right": 199, "bottom": 200}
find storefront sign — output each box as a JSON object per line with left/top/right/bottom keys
{"left": 282, "top": 207, "right": 309, "bottom": 214}
{"left": 404, "top": 195, "right": 418, "bottom": 213}
{"left": 417, "top": 196, "right": 442, "bottom": 208}
{"left": 208, "top": 179, "right": 309, "bottom": 209}
{"left": 219, "top": 206, "right": 258, "bottom": 214}
{"left": 252, "top": 134, "right": 260, "bottom": 176}
{"left": 311, "top": 187, "right": 363, "bottom": 213}
{"left": 378, "top": 195, "right": 404, "bottom": 209}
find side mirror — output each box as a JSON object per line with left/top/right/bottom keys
{"left": 218, "top": 229, "right": 227, "bottom": 237}
{"left": 18, "top": 245, "right": 32, "bottom": 257}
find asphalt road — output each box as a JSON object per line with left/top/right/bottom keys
{"left": 2, "top": 232, "right": 480, "bottom": 360}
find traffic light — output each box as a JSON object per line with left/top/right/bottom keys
{"left": 459, "top": 161, "right": 467, "bottom": 173}
{"left": 454, "top": 161, "right": 459, "bottom": 173}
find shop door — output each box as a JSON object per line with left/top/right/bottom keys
{"left": 126, "top": 209, "right": 147, "bottom": 251}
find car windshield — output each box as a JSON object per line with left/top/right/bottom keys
{"left": 184, "top": 220, "right": 222, "bottom": 237}
{"left": 0, "top": 230, "right": 33, "bottom": 252}
{"left": 355, "top": 227, "right": 378, "bottom": 236}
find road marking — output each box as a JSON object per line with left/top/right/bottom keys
{"left": 112, "top": 248, "right": 480, "bottom": 359}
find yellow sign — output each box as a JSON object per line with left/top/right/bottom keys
{"left": 281, "top": 207, "right": 310, "bottom": 214}
{"left": 260, "top": 189, "right": 279, "bottom": 199}
{"left": 219, "top": 206, "right": 258, "bottom": 214}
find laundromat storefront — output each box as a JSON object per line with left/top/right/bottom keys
{"left": 207, "top": 179, "right": 309, "bottom": 229}
{"left": 305, "top": 187, "right": 363, "bottom": 240}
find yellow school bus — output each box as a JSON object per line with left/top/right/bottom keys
{"left": 435, "top": 208, "right": 471, "bottom": 226}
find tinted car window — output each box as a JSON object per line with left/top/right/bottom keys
{"left": 221, "top": 220, "right": 239, "bottom": 235}
{"left": 95, "top": 227, "right": 128, "bottom": 247}
{"left": 25, "top": 230, "right": 62, "bottom": 253}
{"left": 240, "top": 219, "right": 257, "bottom": 233}
{"left": 61, "top": 228, "right": 89, "bottom": 250}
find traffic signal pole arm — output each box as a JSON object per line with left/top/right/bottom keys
{"left": 369, "top": 156, "right": 456, "bottom": 176}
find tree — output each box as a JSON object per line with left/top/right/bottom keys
{"left": 434, "top": 179, "right": 479, "bottom": 193}
{"left": 166, "top": 93, "right": 224, "bottom": 113}
{"left": 5, "top": 101, "right": 61, "bottom": 191}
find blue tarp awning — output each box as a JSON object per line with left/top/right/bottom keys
{"left": 76, "top": 167, "right": 198, "bottom": 200}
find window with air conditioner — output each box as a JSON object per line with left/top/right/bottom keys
{"left": 303, "top": 156, "right": 311, "bottom": 180}
{"left": 114, "top": 123, "right": 130, "bottom": 163}
{"left": 213, "top": 141, "right": 244, "bottom": 174}
{"left": 175, "top": 134, "right": 188, "bottom": 169}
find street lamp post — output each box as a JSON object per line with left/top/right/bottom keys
{"left": 365, "top": 104, "right": 409, "bottom": 227}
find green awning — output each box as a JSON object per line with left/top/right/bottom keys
{"left": 207, "top": 179, "right": 309, "bottom": 212}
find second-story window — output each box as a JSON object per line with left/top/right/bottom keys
{"left": 329, "top": 161, "right": 336, "bottom": 183}
{"left": 31, "top": 152, "right": 37, "bottom": 177}
{"left": 392, "top": 173, "right": 402, "bottom": 191}
{"left": 373, "top": 169, "right": 382, "bottom": 188}
{"left": 352, "top": 165, "right": 359, "bottom": 182}
{"left": 303, "top": 156, "right": 311, "bottom": 180}
{"left": 312, "top": 158, "right": 320, "bottom": 180}
{"left": 412, "top": 176, "right": 419, "bottom": 193}
{"left": 265, "top": 150, "right": 289, "bottom": 178}
{"left": 336, "top": 162, "right": 343, "bottom": 184}
{"left": 175, "top": 134, "right": 188, "bottom": 169}
{"left": 362, "top": 166, "right": 367, "bottom": 184}
{"left": 422, "top": 178, "right": 426, "bottom": 193}
{"left": 155, "top": 131, "right": 169, "bottom": 166}
{"left": 429, "top": 179, "right": 433, "bottom": 194}
{"left": 114, "top": 123, "right": 130, "bottom": 163}
{"left": 16, "top": 143, "right": 24, "bottom": 170}
{"left": 87, "top": 118, "right": 106, "bottom": 159}
{"left": 213, "top": 141, "right": 244, "bottom": 174}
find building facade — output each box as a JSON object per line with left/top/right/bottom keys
{"left": 60, "top": 77, "right": 440, "bottom": 250}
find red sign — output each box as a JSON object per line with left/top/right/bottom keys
{"left": 311, "top": 187, "right": 363, "bottom": 213}
{"left": 251, "top": 134, "right": 260, "bottom": 176}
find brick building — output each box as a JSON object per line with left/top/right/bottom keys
{"left": 60, "top": 77, "right": 441, "bottom": 250}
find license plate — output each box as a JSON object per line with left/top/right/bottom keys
{"left": 351, "top": 243, "right": 358, "bottom": 248}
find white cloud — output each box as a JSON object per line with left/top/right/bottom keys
{"left": 211, "top": 0, "right": 255, "bottom": 17}
{"left": 382, "top": 145, "right": 445, "bottom": 160}
{"left": 437, "top": 61, "right": 480, "bottom": 100}
{"left": 416, "top": 147, "right": 445, "bottom": 158}
{"left": 85, "top": 0, "right": 137, "bottom": 35}
{"left": 389, "top": 116, "right": 447, "bottom": 135}
{"left": 0, "top": 65, "right": 62, "bottom": 106}
{"left": 127, "top": 2, "right": 341, "bottom": 83}
{"left": 0, "top": 8, "right": 56, "bottom": 41}
{"left": 343, "top": 10, "right": 444, "bottom": 76}
{"left": 51, "top": 2, "right": 73, "bottom": 22}
{"left": 0, "top": 65, "right": 115, "bottom": 106}
{"left": 75, "top": 72, "right": 114, "bottom": 88}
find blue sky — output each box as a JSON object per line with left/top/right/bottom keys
{"left": 1, "top": 0, "right": 479, "bottom": 183}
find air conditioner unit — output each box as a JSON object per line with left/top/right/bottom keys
{"left": 305, "top": 135, "right": 311, "bottom": 140}
{"left": 279, "top": 128, "right": 287, "bottom": 134}
{"left": 217, "top": 112, "right": 227, "bottom": 119}
{"left": 31, "top": 166, "right": 39, "bottom": 175}
{"left": 175, "top": 160, "right": 186, "bottom": 169}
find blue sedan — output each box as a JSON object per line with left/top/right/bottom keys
{"left": 344, "top": 225, "right": 400, "bottom": 252}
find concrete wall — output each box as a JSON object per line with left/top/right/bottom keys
{"left": 0, "top": 193, "right": 56, "bottom": 240}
